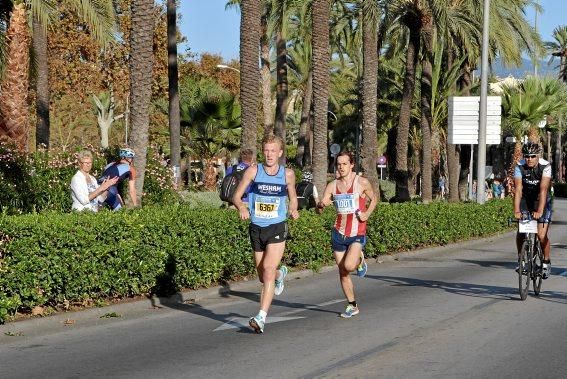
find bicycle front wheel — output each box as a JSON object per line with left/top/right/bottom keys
{"left": 532, "top": 239, "right": 543, "bottom": 296}
{"left": 518, "top": 239, "right": 531, "bottom": 300}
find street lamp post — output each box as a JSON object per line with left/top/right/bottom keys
{"left": 476, "top": 0, "right": 490, "bottom": 204}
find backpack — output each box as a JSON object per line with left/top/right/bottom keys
{"left": 219, "top": 165, "right": 246, "bottom": 203}
{"left": 296, "top": 181, "right": 315, "bottom": 209}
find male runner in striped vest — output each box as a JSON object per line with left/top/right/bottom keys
{"left": 316, "top": 151, "right": 377, "bottom": 318}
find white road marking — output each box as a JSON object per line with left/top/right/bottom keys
{"left": 213, "top": 299, "right": 344, "bottom": 331}
{"left": 213, "top": 316, "right": 305, "bottom": 331}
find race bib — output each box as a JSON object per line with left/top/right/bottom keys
{"left": 254, "top": 195, "right": 280, "bottom": 219}
{"left": 334, "top": 193, "right": 358, "bottom": 214}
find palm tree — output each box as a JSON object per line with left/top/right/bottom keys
{"left": 239, "top": 0, "right": 261, "bottom": 157}
{"left": 501, "top": 77, "right": 566, "bottom": 189}
{"left": 390, "top": 1, "right": 421, "bottom": 202}
{"left": 360, "top": 0, "right": 380, "bottom": 193}
{"left": 0, "top": 0, "right": 114, "bottom": 150}
{"left": 545, "top": 25, "right": 567, "bottom": 83}
{"left": 0, "top": 2, "right": 29, "bottom": 150}
{"left": 167, "top": 0, "right": 181, "bottom": 185}
{"left": 419, "top": 15, "right": 434, "bottom": 203}
{"left": 312, "top": 0, "right": 330, "bottom": 196}
{"left": 128, "top": 0, "right": 155, "bottom": 206}
{"left": 182, "top": 95, "right": 241, "bottom": 190}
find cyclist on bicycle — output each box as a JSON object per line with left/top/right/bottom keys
{"left": 513, "top": 142, "right": 553, "bottom": 279}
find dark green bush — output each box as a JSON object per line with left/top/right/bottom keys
{"left": 0, "top": 143, "right": 178, "bottom": 214}
{"left": 0, "top": 199, "right": 512, "bottom": 323}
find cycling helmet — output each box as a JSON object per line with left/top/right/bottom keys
{"left": 521, "top": 142, "right": 541, "bottom": 155}
{"left": 302, "top": 171, "right": 313, "bottom": 182}
{"left": 119, "top": 147, "right": 135, "bottom": 159}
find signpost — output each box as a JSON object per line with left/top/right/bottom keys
{"left": 448, "top": 96, "right": 502, "bottom": 201}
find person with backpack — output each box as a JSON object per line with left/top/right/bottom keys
{"left": 220, "top": 149, "right": 255, "bottom": 207}
{"left": 99, "top": 147, "right": 138, "bottom": 210}
{"left": 232, "top": 134, "right": 299, "bottom": 333}
{"left": 296, "top": 170, "right": 316, "bottom": 210}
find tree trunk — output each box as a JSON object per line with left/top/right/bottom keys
{"left": 0, "top": 3, "right": 30, "bottom": 150}
{"left": 420, "top": 26, "right": 433, "bottom": 204}
{"left": 261, "top": 11, "right": 273, "bottom": 137}
{"left": 311, "top": 0, "right": 330, "bottom": 197}
{"left": 296, "top": 70, "right": 312, "bottom": 168}
{"left": 33, "top": 18, "right": 50, "bottom": 149}
{"left": 556, "top": 115, "right": 563, "bottom": 182}
{"left": 128, "top": 0, "right": 155, "bottom": 206}
{"left": 458, "top": 63, "right": 473, "bottom": 200}
{"left": 274, "top": 29, "right": 289, "bottom": 163}
{"left": 239, "top": 0, "right": 261, "bottom": 157}
{"left": 446, "top": 142, "right": 460, "bottom": 202}
{"left": 393, "top": 25, "right": 420, "bottom": 202}
{"left": 361, "top": 13, "right": 379, "bottom": 195}
{"left": 167, "top": 0, "right": 181, "bottom": 184}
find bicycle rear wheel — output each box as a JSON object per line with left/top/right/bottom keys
{"left": 532, "top": 240, "right": 543, "bottom": 296}
{"left": 518, "top": 240, "right": 531, "bottom": 300}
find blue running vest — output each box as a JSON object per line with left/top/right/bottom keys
{"left": 249, "top": 164, "right": 288, "bottom": 227}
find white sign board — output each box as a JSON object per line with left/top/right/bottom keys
{"left": 448, "top": 96, "right": 502, "bottom": 144}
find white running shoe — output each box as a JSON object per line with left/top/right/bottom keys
{"left": 542, "top": 262, "right": 551, "bottom": 279}
{"left": 274, "top": 265, "right": 288, "bottom": 296}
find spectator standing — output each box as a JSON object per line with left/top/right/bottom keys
{"left": 70, "top": 150, "right": 118, "bottom": 212}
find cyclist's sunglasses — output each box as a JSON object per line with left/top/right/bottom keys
{"left": 523, "top": 154, "right": 538, "bottom": 159}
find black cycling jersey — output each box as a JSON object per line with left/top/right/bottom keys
{"left": 515, "top": 159, "right": 552, "bottom": 200}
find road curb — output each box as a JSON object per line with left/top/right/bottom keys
{"left": 0, "top": 229, "right": 515, "bottom": 334}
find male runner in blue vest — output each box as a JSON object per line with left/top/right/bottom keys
{"left": 233, "top": 134, "right": 299, "bottom": 333}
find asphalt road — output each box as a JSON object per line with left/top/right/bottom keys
{"left": 1, "top": 199, "right": 567, "bottom": 378}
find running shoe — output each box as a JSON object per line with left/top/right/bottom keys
{"left": 340, "top": 304, "right": 359, "bottom": 318}
{"left": 249, "top": 314, "right": 265, "bottom": 334}
{"left": 356, "top": 252, "right": 367, "bottom": 278}
{"left": 542, "top": 262, "right": 551, "bottom": 279}
{"left": 274, "top": 265, "right": 288, "bottom": 296}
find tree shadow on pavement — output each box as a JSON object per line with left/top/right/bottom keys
{"left": 457, "top": 259, "right": 516, "bottom": 269}
{"left": 365, "top": 274, "right": 518, "bottom": 300}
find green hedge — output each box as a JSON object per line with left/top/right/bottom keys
{"left": 0, "top": 199, "right": 512, "bottom": 322}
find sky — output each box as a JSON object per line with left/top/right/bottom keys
{"left": 178, "top": 0, "right": 566, "bottom": 62}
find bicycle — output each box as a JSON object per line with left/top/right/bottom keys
{"left": 510, "top": 216, "right": 544, "bottom": 300}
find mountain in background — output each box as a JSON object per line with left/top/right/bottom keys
{"left": 489, "top": 57, "right": 560, "bottom": 79}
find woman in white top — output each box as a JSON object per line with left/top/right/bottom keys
{"left": 70, "top": 150, "right": 118, "bottom": 211}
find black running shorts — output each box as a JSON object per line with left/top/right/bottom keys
{"left": 249, "top": 221, "right": 288, "bottom": 252}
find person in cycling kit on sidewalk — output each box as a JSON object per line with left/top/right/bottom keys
{"left": 99, "top": 147, "right": 138, "bottom": 210}
{"left": 514, "top": 142, "right": 553, "bottom": 279}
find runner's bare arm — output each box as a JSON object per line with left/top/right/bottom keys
{"left": 233, "top": 165, "right": 258, "bottom": 220}
{"left": 286, "top": 168, "right": 299, "bottom": 220}
{"left": 357, "top": 177, "right": 377, "bottom": 222}
{"left": 316, "top": 181, "right": 334, "bottom": 214}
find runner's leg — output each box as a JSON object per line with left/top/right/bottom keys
{"left": 334, "top": 243, "right": 362, "bottom": 303}
{"left": 256, "top": 241, "right": 285, "bottom": 313}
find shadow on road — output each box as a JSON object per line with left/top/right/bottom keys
{"left": 154, "top": 283, "right": 337, "bottom": 333}
{"left": 366, "top": 274, "right": 517, "bottom": 300}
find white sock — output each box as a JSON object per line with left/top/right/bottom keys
{"left": 258, "top": 310, "right": 267, "bottom": 320}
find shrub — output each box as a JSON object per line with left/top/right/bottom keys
{"left": 0, "top": 143, "right": 178, "bottom": 214}
{"left": 0, "top": 199, "right": 512, "bottom": 323}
